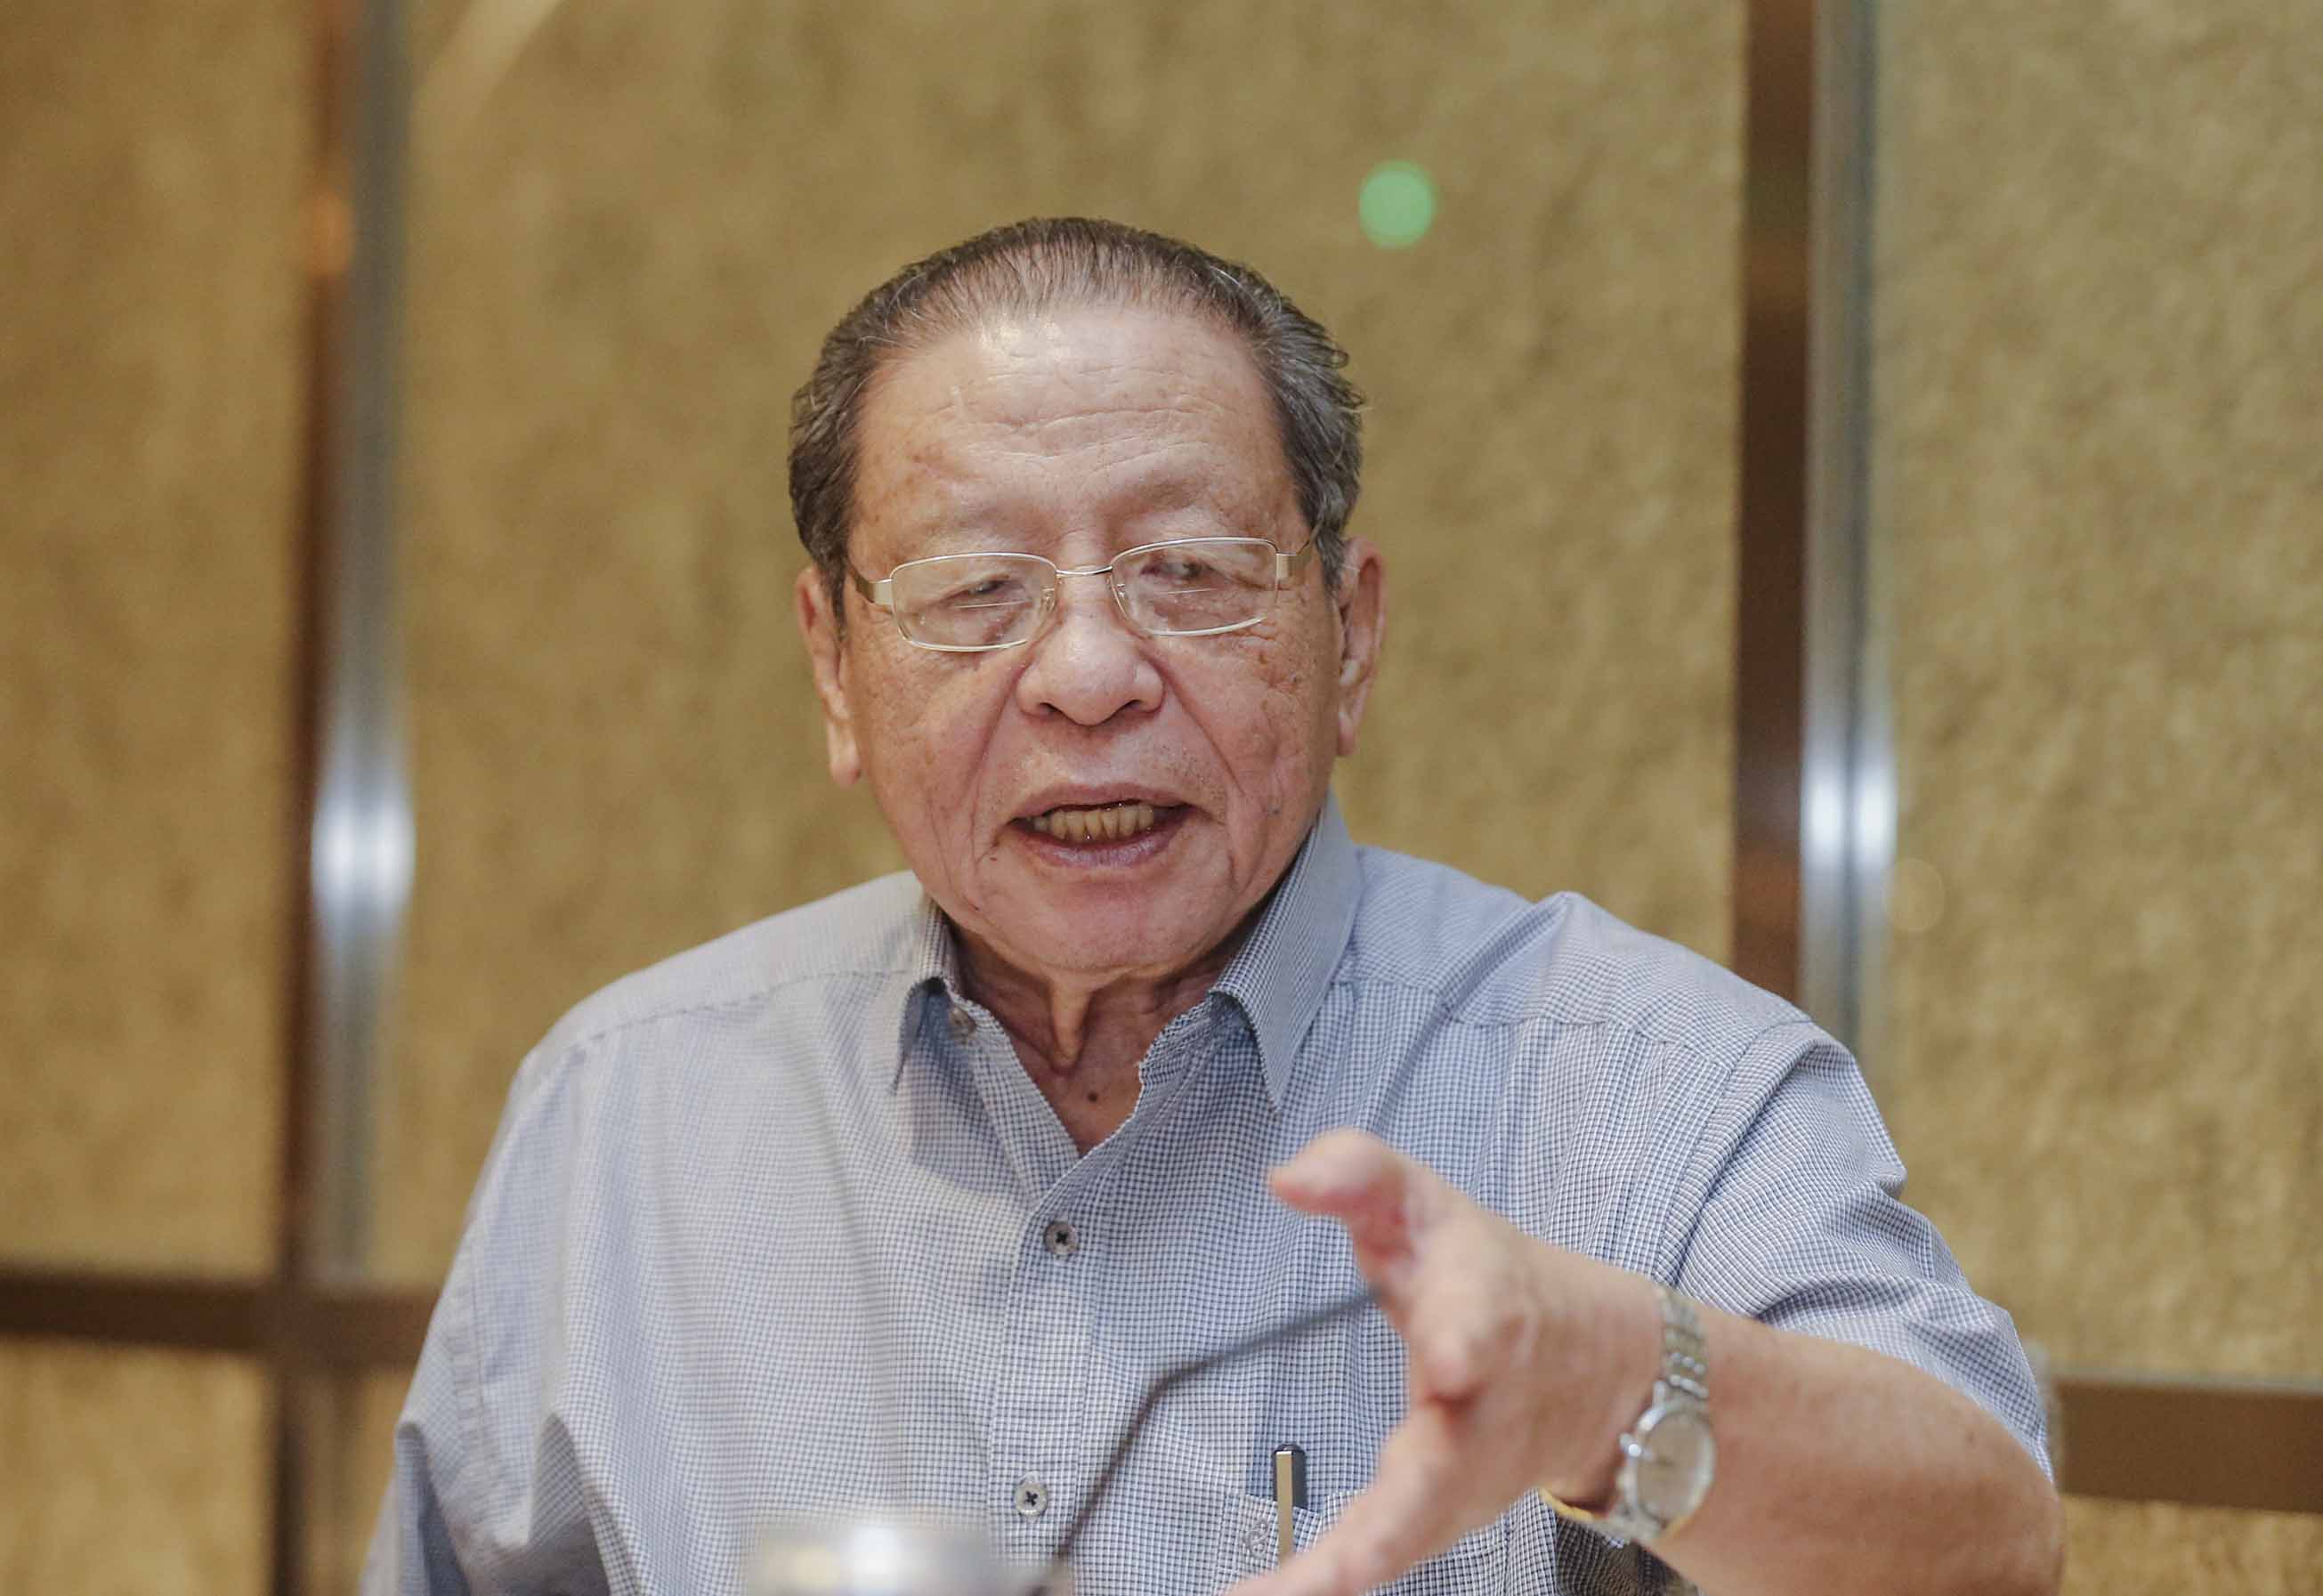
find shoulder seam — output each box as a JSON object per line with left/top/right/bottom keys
{"left": 551, "top": 964, "right": 926, "bottom": 1057}
{"left": 1323, "top": 974, "right": 1812, "bottom": 1055}
{"left": 1655, "top": 1017, "right": 1833, "bottom": 1277}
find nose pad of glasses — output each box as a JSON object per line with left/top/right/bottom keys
{"left": 1107, "top": 572, "right": 1164, "bottom": 637}
{"left": 1017, "top": 583, "right": 1059, "bottom": 644}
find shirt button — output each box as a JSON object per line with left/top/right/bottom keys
{"left": 1042, "top": 1219, "right": 1080, "bottom": 1258}
{"left": 1013, "top": 1477, "right": 1048, "bottom": 1519}
{"left": 948, "top": 1006, "right": 976, "bottom": 1041}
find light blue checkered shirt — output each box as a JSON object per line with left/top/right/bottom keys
{"left": 366, "top": 796, "right": 2047, "bottom": 1596}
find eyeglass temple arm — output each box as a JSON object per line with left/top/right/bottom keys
{"left": 1044, "top": 1284, "right": 1377, "bottom": 1576}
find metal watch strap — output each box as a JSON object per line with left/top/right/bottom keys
{"left": 1542, "top": 1283, "right": 1711, "bottom": 1545}
{"left": 1657, "top": 1284, "right": 1709, "bottom": 1404}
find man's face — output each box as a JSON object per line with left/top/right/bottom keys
{"left": 797, "top": 304, "right": 1385, "bottom": 988}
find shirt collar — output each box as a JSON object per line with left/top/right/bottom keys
{"left": 890, "top": 791, "right": 1364, "bottom": 1108}
{"left": 890, "top": 895, "right": 963, "bottom": 1088}
{"left": 1210, "top": 791, "right": 1362, "bottom": 1109}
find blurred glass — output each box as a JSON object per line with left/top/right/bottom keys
{"left": 751, "top": 1515, "right": 1053, "bottom": 1596}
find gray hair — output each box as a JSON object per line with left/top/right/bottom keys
{"left": 788, "top": 217, "right": 1364, "bottom": 613}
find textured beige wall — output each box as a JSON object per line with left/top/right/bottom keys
{"left": 308, "top": 1369, "right": 412, "bottom": 1594}
{"left": 0, "top": 0, "right": 304, "bottom": 1273}
{"left": 2062, "top": 1499, "right": 2323, "bottom": 1595}
{"left": 0, "top": 1342, "right": 271, "bottom": 1593}
{"left": 1873, "top": 4, "right": 2323, "bottom": 1378}
{"left": 380, "top": 0, "right": 1744, "bottom": 1281}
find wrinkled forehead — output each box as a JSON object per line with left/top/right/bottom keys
{"left": 850, "top": 305, "right": 1296, "bottom": 553}
{"left": 869, "top": 301, "right": 1269, "bottom": 431}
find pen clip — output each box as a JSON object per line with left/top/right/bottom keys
{"left": 1272, "top": 1442, "right": 1307, "bottom": 1509}
{"left": 1272, "top": 1443, "right": 1308, "bottom": 1564}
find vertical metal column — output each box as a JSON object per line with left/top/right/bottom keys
{"left": 1736, "top": 0, "right": 1890, "bottom": 1057}
{"left": 276, "top": 0, "right": 409, "bottom": 1587}
{"left": 304, "top": 0, "right": 411, "bottom": 1285}
{"left": 1798, "top": 0, "right": 1890, "bottom": 1059}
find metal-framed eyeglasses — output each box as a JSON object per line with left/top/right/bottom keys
{"left": 849, "top": 536, "right": 1317, "bottom": 653}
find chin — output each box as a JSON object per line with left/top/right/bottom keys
{"left": 1006, "top": 906, "right": 1218, "bottom": 981}
{"left": 1033, "top": 924, "right": 1200, "bottom": 977}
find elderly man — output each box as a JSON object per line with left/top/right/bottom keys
{"left": 368, "top": 219, "right": 2061, "bottom": 1596}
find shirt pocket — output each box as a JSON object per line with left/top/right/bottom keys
{"left": 1220, "top": 1490, "right": 1509, "bottom": 1595}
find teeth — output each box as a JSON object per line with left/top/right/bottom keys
{"left": 1032, "top": 801, "right": 1160, "bottom": 842}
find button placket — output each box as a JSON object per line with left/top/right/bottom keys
{"left": 992, "top": 1195, "right": 1089, "bottom": 1557}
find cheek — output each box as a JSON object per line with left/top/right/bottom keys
{"left": 853, "top": 654, "right": 1011, "bottom": 831}
{"left": 1202, "top": 634, "right": 1340, "bottom": 808}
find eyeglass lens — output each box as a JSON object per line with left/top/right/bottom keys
{"left": 889, "top": 539, "right": 1282, "bottom": 649}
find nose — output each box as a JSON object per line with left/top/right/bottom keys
{"left": 1013, "top": 571, "right": 1165, "bottom": 726}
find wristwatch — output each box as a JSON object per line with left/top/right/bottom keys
{"left": 1542, "top": 1283, "right": 1715, "bottom": 1546}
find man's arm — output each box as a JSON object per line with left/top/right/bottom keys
{"left": 1230, "top": 1130, "right": 2063, "bottom": 1596}
{"left": 361, "top": 1408, "right": 474, "bottom": 1596}
{"left": 358, "top": 1041, "right": 600, "bottom": 1596}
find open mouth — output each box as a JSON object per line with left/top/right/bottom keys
{"left": 1022, "top": 800, "right": 1174, "bottom": 844}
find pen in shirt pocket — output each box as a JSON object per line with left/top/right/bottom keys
{"left": 1272, "top": 1443, "right": 1307, "bottom": 1565}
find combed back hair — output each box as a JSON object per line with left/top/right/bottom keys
{"left": 788, "top": 217, "right": 1364, "bottom": 614}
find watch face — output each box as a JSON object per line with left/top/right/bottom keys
{"left": 1631, "top": 1404, "right": 1716, "bottom": 1525}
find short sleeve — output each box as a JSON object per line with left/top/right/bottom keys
{"left": 360, "top": 1320, "right": 474, "bottom": 1596}
{"left": 1664, "top": 1028, "right": 2052, "bottom": 1473}
{"left": 359, "top": 1041, "right": 614, "bottom": 1594}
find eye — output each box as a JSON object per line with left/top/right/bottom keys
{"left": 929, "top": 567, "right": 1035, "bottom": 608}
{"left": 1152, "top": 554, "right": 1216, "bottom": 584}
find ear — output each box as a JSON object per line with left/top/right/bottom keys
{"left": 1331, "top": 536, "right": 1387, "bottom": 757}
{"left": 796, "top": 565, "right": 862, "bottom": 787}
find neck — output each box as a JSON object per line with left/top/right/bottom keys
{"left": 956, "top": 928, "right": 1251, "bottom": 1152}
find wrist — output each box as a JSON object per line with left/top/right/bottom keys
{"left": 1542, "top": 1282, "right": 1720, "bottom": 1549}
{"left": 1542, "top": 1268, "right": 1663, "bottom": 1505}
